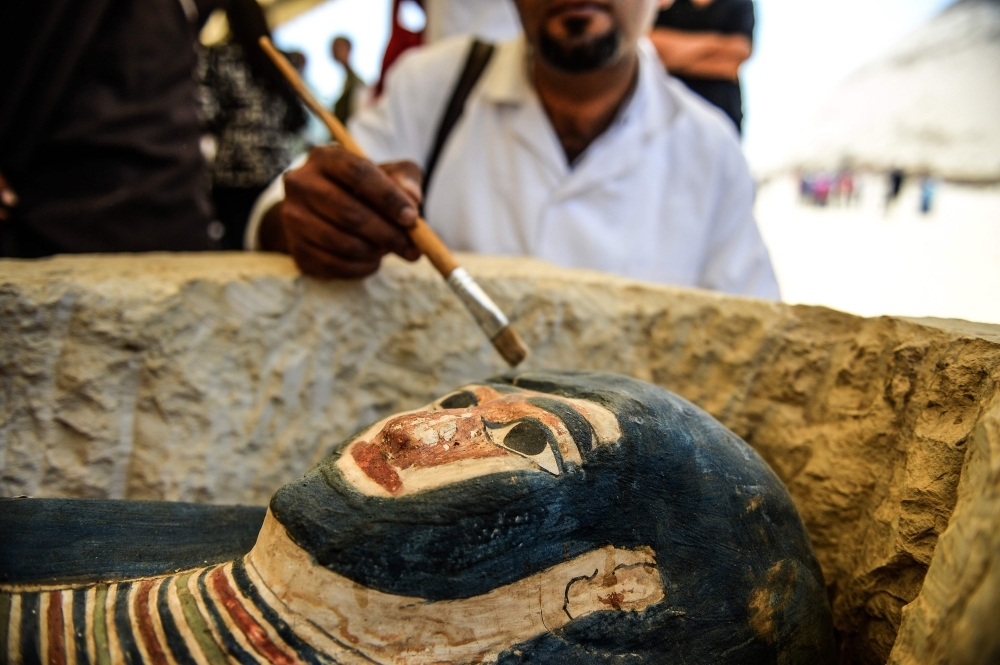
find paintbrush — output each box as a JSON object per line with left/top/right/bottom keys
{"left": 259, "top": 37, "right": 528, "bottom": 367}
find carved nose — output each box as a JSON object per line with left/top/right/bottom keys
{"left": 381, "top": 413, "right": 469, "bottom": 454}
{"left": 412, "top": 417, "right": 459, "bottom": 446}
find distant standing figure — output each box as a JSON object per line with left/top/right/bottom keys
{"left": 650, "top": 0, "right": 755, "bottom": 133}
{"left": 798, "top": 172, "right": 814, "bottom": 205}
{"left": 920, "top": 177, "right": 937, "bottom": 215}
{"left": 835, "top": 170, "right": 855, "bottom": 206}
{"left": 886, "top": 169, "right": 905, "bottom": 210}
{"left": 332, "top": 36, "right": 368, "bottom": 125}
{"left": 813, "top": 174, "right": 832, "bottom": 207}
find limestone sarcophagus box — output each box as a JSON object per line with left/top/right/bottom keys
{"left": 1, "top": 371, "right": 835, "bottom": 663}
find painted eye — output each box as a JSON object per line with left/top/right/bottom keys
{"left": 439, "top": 390, "right": 478, "bottom": 409}
{"left": 484, "top": 418, "right": 561, "bottom": 475}
{"left": 502, "top": 421, "right": 548, "bottom": 456}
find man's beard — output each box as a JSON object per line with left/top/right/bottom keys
{"left": 537, "top": 26, "right": 620, "bottom": 72}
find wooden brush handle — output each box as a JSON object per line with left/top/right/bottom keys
{"left": 260, "top": 37, "right": 460, "bottom": 278}
{"left": 408, "top": 220, "right": 459, "bottom": 275}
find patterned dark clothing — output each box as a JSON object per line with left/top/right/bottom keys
{"left": 200, "top": 42, "right": 301, "bottom": 189}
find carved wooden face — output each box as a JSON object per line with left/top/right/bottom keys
{"left": 337, "top": 385, "right": 622, "bottom": 497}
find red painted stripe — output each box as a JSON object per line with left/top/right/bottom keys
{"left": 134, "top": 579, "right": 169, "bottom": 665}
{"left": 210, "top": 567, "right": 297, "bottom": 665}
{"left": 352, "top": 441, "right": 402, "bottom": 493}
{"left": 47, "top": 590, "right": 67, "bottom": 665}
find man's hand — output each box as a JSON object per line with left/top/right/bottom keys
{"left": 0, "top": 171, "right": 18, "bottom": 222}
{"left": 263, "top": 145, "right": 424, "bottom": 279}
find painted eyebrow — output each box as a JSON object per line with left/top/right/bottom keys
{"left": 524, "top": 397, "right": 593, "bottom": 454}
{"left": 438, "top": 390, "right": 478, "bottom": 409}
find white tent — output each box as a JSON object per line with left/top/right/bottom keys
{"left": 776, "top": 0, "right": 1000, "bottom": 183}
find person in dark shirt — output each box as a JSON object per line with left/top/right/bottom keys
{"left": 0, "top": 0, "right": 219, "bottom": 257}
{"left": 650, "top": 0, "right": 755, "bottom": 133}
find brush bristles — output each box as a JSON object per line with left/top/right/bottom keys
{"left": 492, "top": 326, "right": 530, "bottom": 367}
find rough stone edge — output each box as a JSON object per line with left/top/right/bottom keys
{"left": 887, "top": 391, "right": 1000, "bottom": 664}
{"left": 6, "top": 253, "right": 1000, "bottom": 663}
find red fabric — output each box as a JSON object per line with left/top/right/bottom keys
{"left": 374, "top": 0, "right": 425, "bottom": 97}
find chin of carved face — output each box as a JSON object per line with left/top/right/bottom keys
{"left": 337, "top": 384, "right": 622, "bottom": 497}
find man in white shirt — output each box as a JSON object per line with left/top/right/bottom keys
{"left": 251, "top": 0, "right": 779, "bottom": 300}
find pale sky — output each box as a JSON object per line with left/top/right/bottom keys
{"left": 275, "top": 0, "right": 957, "bottom": 169}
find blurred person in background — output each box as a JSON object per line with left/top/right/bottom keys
{"left": 286, "top": 50, "right": 308, "bottom": 73}
{"left": 250, "top": 0, "right": 779, "bottom": 300}
{"left": 920, "top": 176, "right": 937, "bottom": 215}
{"left": 649, "top": 0, "right": 754, "bottom": 133}
{"left": 331, "top": 36, "right": 369, "bottom": 126}
{"left": 834, "top": 169, "right": 856, "bottom": 207}
{"left": 0, "top": 0, "right": 220, "bottom": 257}
{"left": 886, "top": 169, "right": 905, "bottom": 211}
{"left": 812, "top": 173, "right": 832, "bottom": 207}
{"left": 200, "top": 0, "right": 307, "bottom": 250}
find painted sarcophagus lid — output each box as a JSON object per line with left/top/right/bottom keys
{"left": 1, "top": 371, "right": 835, "bottom": 664}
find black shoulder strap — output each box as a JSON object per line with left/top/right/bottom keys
{"left": 423, "top": 39, "right": 495, "bottom": 196}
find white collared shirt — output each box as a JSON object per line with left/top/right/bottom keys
{"left": 249, "top": 36, "right": 779, "bottom": 300}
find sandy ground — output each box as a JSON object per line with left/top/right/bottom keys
{"left": 755, "top": 174, "right": 1000, "bottom": 325}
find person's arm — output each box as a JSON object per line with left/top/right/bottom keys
{"left": 648, "top": 28, "right": 751, "bottom": 80}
